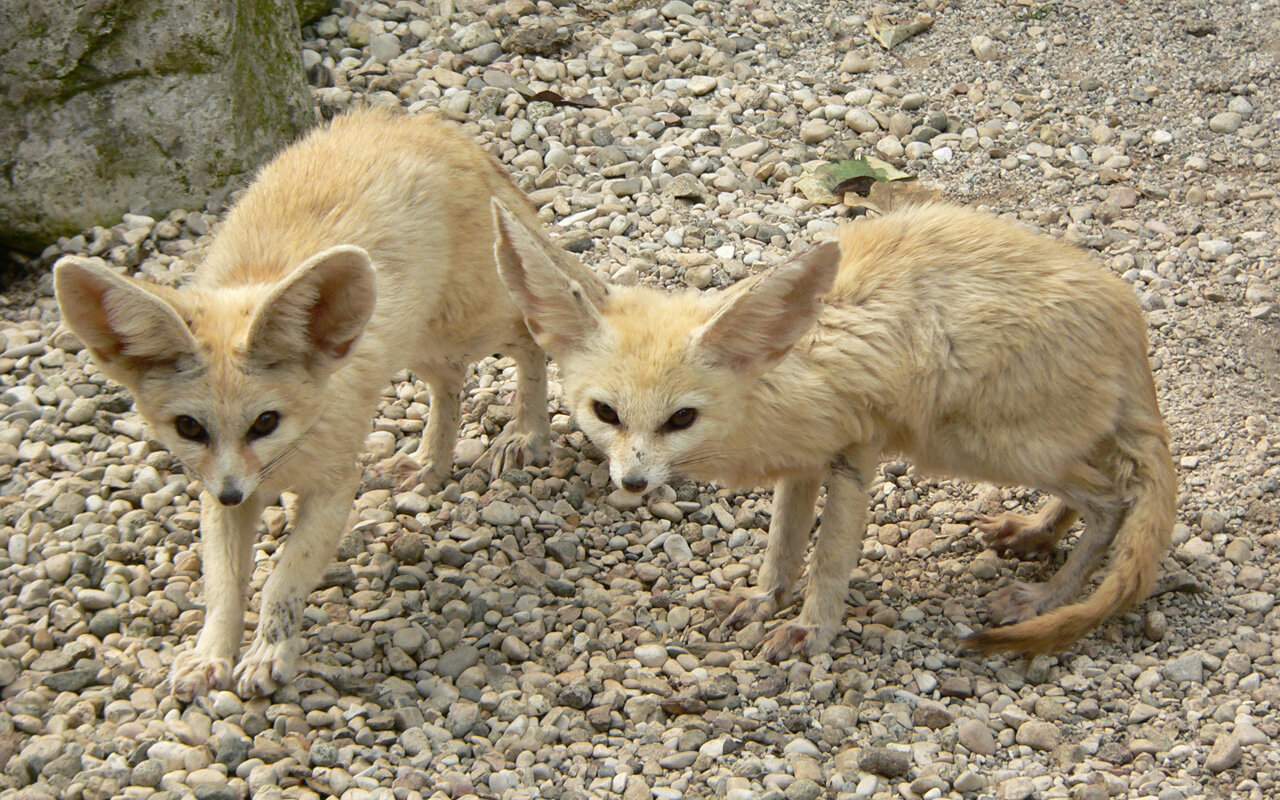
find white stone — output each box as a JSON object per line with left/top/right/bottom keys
{"left": 971, "top": 35, "right": 998, "bottom": 61}
{"left": 1208, "top": 112, "right": 1241, "bottom": 133}
{"left": 635, "top": 643, "right": 668, "bottom": 668}
{"left": 688, "top": 75, "right": 717, "bottom": 96}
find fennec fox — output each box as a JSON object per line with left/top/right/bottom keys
{"left": 492, "top": 199, "right": 1176, "bottom": 660}
{"left": 54, "top": 108, "right": 574, "bottom": 698}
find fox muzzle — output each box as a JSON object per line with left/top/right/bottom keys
{"left": 217, "top": 482, "right": 245, "bottom": 506}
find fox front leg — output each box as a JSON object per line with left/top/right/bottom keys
{"left": 759, "top": 455, "right": 871, "bottom": 662}
{"left": 486, "top": 338, "right": 551, "bottom": 477}
{"left": 171, "top": 494, "right": 266, "bottom": 701}
{"left": 710, "top": 474, "right": 822, "bottom": 629}
{"left": 233, "top": 472, "right": 358, "bottom": 696}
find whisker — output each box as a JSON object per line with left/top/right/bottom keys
{"left": 170, "top": 457, "right": 198, "bottom": 483}
{"left": 670, "top": 449, "right": 744, "bottom": 470}
{"left": 260, "top": 439, "right": 301, "bottom": 479}
{"left": 259, "top": 414, "right": 328, "bottom": 481}
{"left": 672, "top": 446, "right": 741, "bottom": 463}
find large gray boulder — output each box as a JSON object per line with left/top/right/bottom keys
{"left": 298, "top": 0, "right": 339, "bottom": 25}
{"left": 0, "top": 0, "right": 315, "bottom": 252}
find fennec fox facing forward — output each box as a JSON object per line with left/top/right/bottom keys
{"left": 493, "top": 199, "right": 1176, "bottom": 660}
{"left": 54, "top": 108, "right": 576, "bottom": 698}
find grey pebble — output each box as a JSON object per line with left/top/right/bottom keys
{"left": 437, "top": 645, "right": 480, "bottom": 680}
{"left": 859, "top": 747, "right": 911, "bottom": 778}
{"left": 1014, "top": 720, "right": 1060, "bottom": 751}
{"left": 309, "top": 740, "right": 339, "bottom": 768}
{"left": 1208, "top": 112, "right": 1241, "bottom": 133}
{"left": 1162, "top": 652, "right": 1204, "bottom": 683}
{"left": 1205, "top": 732, "right": 1242, "bottom": 772}
{"left": 481, "top": 500, "right": 521, "bottom": 526}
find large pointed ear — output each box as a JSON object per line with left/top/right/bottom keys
{"left": 492, "top": 198, "right": 610, "bottom": 357}
{"left": 692, "top": 240, "right": 841, "bottom": 372}
{"left": 245, "top": 245, "right": 376, "bottom": 371}
{"left": 54, "top": 256, "right": 200, "bottom": 378}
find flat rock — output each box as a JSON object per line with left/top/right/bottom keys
{"left": 1015, "top": 720, "right": 1060, "bottom": 751}
{"left": 1205, "top": 733, "right": 1242, "bottom": 772}
{"left": 858, "top": 746, "right": 910, "bottom": 778}
{"left": 1162, "top": 652, "right": 1204, "bottom": 683}
{"left": 957, "top": 718, "right": 997, "bottom": 755}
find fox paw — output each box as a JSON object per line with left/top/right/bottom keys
{"left": 232, "top": 638, "right": 300, "bottom": 697}
{"left": 759, "top": 622, "right": 832, "bottom": 662}
{"left": 986, "top": 581, "right": 1052, "bottom": 625}
{"left": 709, "top": 587, "right": 782, "bottom": 629}
{"left": 368, "top": 454, "right": 447, "bottom": 494}
{"left": 485, "top": 427, "right": 548, "bottom": 478}
{"left": 977, "top": 513, "right": 1058, "bottom": 556}
{"left": 171, "top": 650, "right": 233, "bottom": 701}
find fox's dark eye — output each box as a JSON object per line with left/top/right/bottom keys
{"left": 664, "top": 407, "right": 698, "bottom": 431}
{"left": 175, "top": 415, "right": 208, "bottom": 443}
{"left": 248, "top": 411, "right": 280, "bottom": 439}
{"left": 593, "top": 401, "right": 620, "bottom": 426}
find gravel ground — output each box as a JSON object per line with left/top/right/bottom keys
{"left": 1, "top": 1, "right": 1278, "bottom": 799}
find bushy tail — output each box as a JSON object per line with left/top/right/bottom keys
{"left": 966, "top": 433, "right": 1176, "bottom": 655}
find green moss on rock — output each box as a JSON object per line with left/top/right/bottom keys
{"left": 297, "top": 0, "right": 338, "bottom": 25}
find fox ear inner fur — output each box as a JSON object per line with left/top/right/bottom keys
{"left": 245, "top": 245, "right": 378, "bottom": 371}
{"left": 492, "top": 198, "right": 609, "bottom": 356}
{"left": 53, "top": 256, "right": 200, "bottom": 375}
{"left": 693, "top": 240, "right": 842, "bottom": 372}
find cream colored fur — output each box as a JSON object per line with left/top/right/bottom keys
{"left": 55, "top": 108, "right": 563, "bottom": 698}
{"left": 494, "top": 200, "right": 1176, "bottom": 660}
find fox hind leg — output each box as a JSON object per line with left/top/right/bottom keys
{"left": 370, "top": 362, "right": 463, "bottom": 494}
{"left": 978, "top": 497, "right": 1078, "bottom": 556}
{"left": 986, "top": 502, "right": 1121, "bottom": 625}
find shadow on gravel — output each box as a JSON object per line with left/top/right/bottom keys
{"left": 0, "top": 249, "right": 34, "bottom": 293}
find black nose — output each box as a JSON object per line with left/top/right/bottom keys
{"left": 621, "top": 476, "right": 648, "bottom": 494}
{"left": 218, "top": 487, "right": 244, "bottom": 506}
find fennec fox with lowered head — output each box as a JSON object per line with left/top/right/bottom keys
{"left": 54, "top": 108, "right": 580, "bottom": 698}
{"left": 492, "top": 199, "right": 1176, "bottom": 660}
